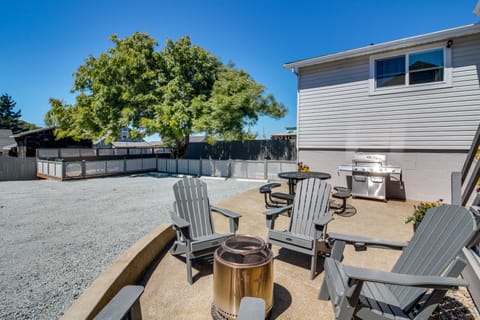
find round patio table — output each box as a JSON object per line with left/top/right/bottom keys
{"left": 278, "top": 171, "right": 331, "bottom": 195}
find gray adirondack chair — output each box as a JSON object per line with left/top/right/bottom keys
{"left": 319, "top": 204, "right": 478, "bottom": 320}
{"left": 265, "top": 178, "right": 332, "bottom": 279}
{"left": 170, "top": 177, "right": 241, "bottom": 284}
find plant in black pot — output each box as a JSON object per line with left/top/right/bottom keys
{"left": 405, "top": 199, "right": 443, "bottom": 232}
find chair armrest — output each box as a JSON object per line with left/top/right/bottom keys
{"left": 314, "top": 215, "right": 334, "bottom": 227}
{"left": 328, "top": 232, "right": 407, "bottom": 251}
{"left": 264, "top": 205, "right": 293, "bottom": 218}
{"left": 211, "top": 206, "right": 241, "bottom": 233}
{"left": 93, "top": 285, "right": 144, "bottom": 320}
{"left": 264, "top": 205, "right": 293, "bottom": 230}
{"left": 211, "top": 206, "right": 241, "bottom": 219}
{"left": 170, "top": 212, "right": 190, "bottom": 229}
{"left": 313, "top": 215, "right": 334, "bottom": 239}
{"left": 170, "top": 212, "right": 192, "bottom": 240}
{"left": 343, "top": 264, "right": 468, "bottom": 290}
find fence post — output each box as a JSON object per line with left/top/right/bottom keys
{"left": 62, "top": 159, "right": 66, "bottom": 180}
{"left": 264, "top": 159, "right": 268, "bottom": 180}
{"left": 81, "top": 160, "right": 86, "bottom": 178}
{"left": 199, "top": 158, "right": 203, "bottom": 176}
{"left": 229, "top": 158, "right": 232, "bottom": 178}
{"left": 213, "top": 159, "right": 216, "bottom": 177}
{"left": 176, "top": 158, "right": 178, "bottom": 175}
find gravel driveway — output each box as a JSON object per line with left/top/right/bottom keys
{"left": 0, "top": 174, "right": 263, "bottom": 320}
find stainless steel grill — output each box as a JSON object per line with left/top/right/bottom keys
{"left": 339, "top": 154, "right": 402, "bottom": 201}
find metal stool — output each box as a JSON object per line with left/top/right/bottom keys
{"left": 259, "top": 183, "right": 294, "bottom": 209}
{"left": 331, "top": 186, "right": 356, "bottom": 217}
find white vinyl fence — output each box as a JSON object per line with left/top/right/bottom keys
{"left": 37, "top": 158, "right": 158, "bottom": 180}
{"left": 157, "top": 158, "right": 296, "bottom": 179}
{"left": 37, "top": 157, "right": 296, "bottom": 180}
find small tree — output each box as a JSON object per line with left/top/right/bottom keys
{"left": 0, "top": 94, "right": 24, "bottom": 133}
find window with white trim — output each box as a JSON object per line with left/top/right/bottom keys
{"left": 369, "top": 43, "right": 452, "bottom": 94}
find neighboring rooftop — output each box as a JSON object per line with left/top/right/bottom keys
{"left": 11, "top": 126, "right": 56, "bottom": 139}
{"left": 271, "top": 126, "right": 297, "bottom": 140}
{"left": 189, "top": 135, "right": 208, "bottom": 143}
{"left": 111, "top": 140, "right": 153, "bottom": 148}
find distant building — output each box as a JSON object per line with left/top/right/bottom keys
{"left": 0, "top": 129, "right": 17, "bottom": 156}
{"left": 271, "top": 127, "right": 297, "bottom": 141}
{"left": 189, "top": 135, "right": 208, "bottom": 143}
{"left": 12, "top": 127, "right": 91, "bottom": 157}
{"left": 111, "top": 141, "right": 153, "bottom": 148}
{"left": 94, "top": 127, "right": 153, "bottom": 149}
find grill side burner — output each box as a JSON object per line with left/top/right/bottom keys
{"left": 212, "top": 235, "right": 273, "bottom": 320}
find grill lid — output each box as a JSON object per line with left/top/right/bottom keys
{"left": 352, "top": 153, "right": 386, "bottom": 166}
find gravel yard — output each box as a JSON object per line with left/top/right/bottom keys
{"left": 0, "top": 174, "right": 263, "bottom": 320}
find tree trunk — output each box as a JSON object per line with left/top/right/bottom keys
{"left": 173, "top": 136, "right": 190, "bottom": 159}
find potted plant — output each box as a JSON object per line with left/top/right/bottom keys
{"left": 405, "top": 199, "right": 443, "bottom": 231}
{"left": 297, "top": 161, "right": 310, "bottom": 172}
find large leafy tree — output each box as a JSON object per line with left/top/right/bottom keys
{"left": 0, "top": 94, "right": 37, "bottom": 133}
{"left": 199, "top": 64, "right": 286, "bottom": 140}
{"left": 140, "top": 36, "right": 220, "bottom": 157}
{"left": 46, "top": 32, "right": 286, "bottom": 158}
{"left": 46, "top": 33, "right": 160, "bottom": 143}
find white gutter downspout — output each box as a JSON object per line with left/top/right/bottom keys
{"left": 291, "top": 67, "right": 300, "bottom": 162}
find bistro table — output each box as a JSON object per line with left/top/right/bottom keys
{"left": 278, "top": 171, "right": 331, "bottom": 195}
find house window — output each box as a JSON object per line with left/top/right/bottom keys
{"left": 409, "top": 49, "right": 444, "bottom": 84}
{"left": 369, "top": 43, "right": 451, "bottom": 94}
{"left": 375, "top": 55, "right": 406, "bottom": 87}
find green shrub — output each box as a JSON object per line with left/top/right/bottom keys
{"left": 405, "top": 199, "right": 443, "bottom": 224}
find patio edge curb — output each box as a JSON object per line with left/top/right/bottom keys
{"left": 61, "top": 223, "right": 175, "bottom": 320}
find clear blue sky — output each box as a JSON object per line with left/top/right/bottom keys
{"left": 1, "top": 0, "right": 478, "bottom": 139}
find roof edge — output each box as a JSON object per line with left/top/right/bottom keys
{"left": 284, "top": 23, "right": 480, "bottom": 69}
{"left": 11, "top": 127, "right": 55, "bottom": 138}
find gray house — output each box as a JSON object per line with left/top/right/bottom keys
{"left": 285, "top": 24, "right": 480, "bottom": 202}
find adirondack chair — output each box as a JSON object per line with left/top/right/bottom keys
{"left": 319, "top": 204, "right": 478, "bottom": 320}
{"left": 170, "top": 177, "right": 241, "bottom": 284}
{"left": 265, "top": 178, "right": 332, "bottom": 279}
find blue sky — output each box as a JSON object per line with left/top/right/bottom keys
{"left": 1, "top": 0, "right": 479, "bottom": 139}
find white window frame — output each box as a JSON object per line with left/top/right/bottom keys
{"left": 369, "top": 42, "right": 452, "bottom": 95}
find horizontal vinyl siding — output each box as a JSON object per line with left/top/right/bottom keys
{"left": 297, "top": 34, "right": 480, "bottom": 150}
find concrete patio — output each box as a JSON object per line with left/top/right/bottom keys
{"left": 136, "top": 185, "right": 478, "bottom": 319}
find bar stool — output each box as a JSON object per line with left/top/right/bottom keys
{"left": 330, "top": 186, "right": 356, "bottom": 217}
{"left": 259, "top": 183, "right": 294, "bottom": 209}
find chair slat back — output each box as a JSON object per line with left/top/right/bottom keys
{"left": 389, "top": 205, "right": 477, "bottom": 311}
{"left": 173, "top": 178, "right": 214, "bottom": 239}
{"left": 289, "top": 178, "right": 331, "bottom": 237}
